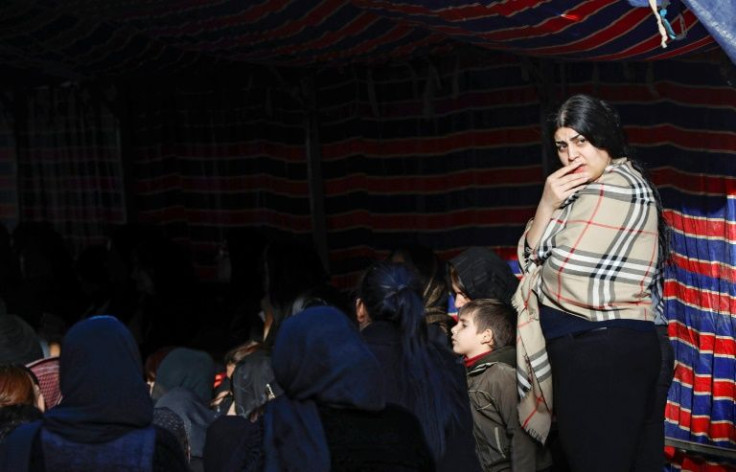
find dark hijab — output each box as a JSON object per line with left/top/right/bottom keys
{"left": 43, "top": 315, "right": 153, "bottom": 443}
{"left": 0, "top": 315, "right": 43, "bottom": 365}
{"left": 450, "top": 247, "right": 519, "bottom": 305}
{"left": 263, "top": 306, "right": 385, "bottom": 472}
{"left": 155, "top": 388, "right": 213, "bottom": 459}
{"left": 152, "top": 348, "right": 215, "bottom": 404}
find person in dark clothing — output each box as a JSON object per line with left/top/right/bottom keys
{"left": 213, "top": 305, "right": 434, "bottom": 472}
{"left": 388, "top": 244, "right": 455, "bottom": 346}
{"left": 0, "top": 404, "right": 42, "bottom": 443}
{"left": 0, "top": 315, "right": 44, "bottom": 366}
{"left": 152, "top": 406, "right": 189, "bottom": 462}
{"left": 448, "top": 246, "right": 519, "bottom": 310}
{"left": 229, "top": 240, "right": 329, "bottom": 423}
{"left": 452, "top": 299, "right": 552, "bottom": 471}
{"left": 0, "top": 315, "right": 188, "bottom": 472}
{"left": 356, "top": 261, "right": 482, "bottom": 472}
{"left": 151, "top": 347, "right": 217, "bottom": 472}
{"left": 152, "top": 347, "right": 216, "bottom": 405}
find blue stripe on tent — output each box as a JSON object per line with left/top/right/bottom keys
{"left": 659, "top": 188, "right": 736, "bottom": 219}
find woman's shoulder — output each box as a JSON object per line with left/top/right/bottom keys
{"left": 603, "top": 158, "right": 649, "bottom": 187}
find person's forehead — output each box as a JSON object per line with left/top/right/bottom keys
{"left": 554, "top": 126, "right": 581, "bottom": 141}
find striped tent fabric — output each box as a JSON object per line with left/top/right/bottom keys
{"left": 14, "top": 86, "right": 126, "bottom": 254}
{"left": 0, "top": 111, "right": 17, "bottom": 231}
{"left": 316, "top": 52, "right": 543, "bottom": 287}
{"left": 0, "top": 1, "right": 721, "bottom": 80}
{"left": 0, "top": 1, "right": 734, "bottom": 470}
{"left": 128, "top": 77, "right": 314, "bottom": 279}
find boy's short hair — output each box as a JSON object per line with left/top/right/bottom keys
{"left": 459, "top": 299, "right": 515, "bottom": 348}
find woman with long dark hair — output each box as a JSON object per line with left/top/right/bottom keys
{"left": 356, "top": 261, "right": 481, "bottom": 472}
{"left": 514, "top": 94, "right": 669, "bottom": 471}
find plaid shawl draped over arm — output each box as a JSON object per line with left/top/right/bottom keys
{"left": 512, "top": 158, "right": 660, "bottom": 444}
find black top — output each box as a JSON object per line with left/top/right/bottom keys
{"left": 540, "top": 304, "right": 655, "bottom": 340}
{"left": 207, "top": 404, "right": 435, "bottom": 472}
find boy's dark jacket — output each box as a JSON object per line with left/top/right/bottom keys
{"left": 465, "top": 345, "right": 551, "bottom": 472}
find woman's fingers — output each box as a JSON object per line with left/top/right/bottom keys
{"left": 559, "top": 172, "right": 590, "bottom": 187}
{"left": 550, "top": 160, "right": 584, "bottom": 178}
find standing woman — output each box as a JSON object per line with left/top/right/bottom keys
{"left": 514, "top": 94, "right": 669, "bottom": 471}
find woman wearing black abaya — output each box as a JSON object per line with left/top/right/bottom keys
{"left": 0, "top": 315, "right": 188, "bottom": 471}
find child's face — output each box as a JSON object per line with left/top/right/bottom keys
{"left": 451, "top": 310, "right": 491, "bottom": 358}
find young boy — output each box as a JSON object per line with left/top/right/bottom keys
{"left": 451, "top": 299, "right": 551, "bottom": 472}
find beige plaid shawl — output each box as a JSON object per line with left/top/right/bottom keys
{"left": 513, "top": 158, "right": 660, "bottom": 443}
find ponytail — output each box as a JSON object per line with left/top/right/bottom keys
{"left": 358, "top": 262, "right": 464, "bottom": 459}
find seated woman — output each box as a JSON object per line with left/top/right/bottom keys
{"left": 0, "top": 315, "right": 188, "bottom": 471}
{"left": 215, "top": 305, "right": 435, "bottom": 472}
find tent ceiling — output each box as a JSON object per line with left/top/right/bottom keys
{"left": 0, "top": 0, "right": 723, "bottom": 83}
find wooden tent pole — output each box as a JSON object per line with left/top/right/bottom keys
{"left": 304, "top": 74, "right": 330, "bottom": 274}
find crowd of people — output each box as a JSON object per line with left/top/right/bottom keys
{"left": 0, "top": 95, "right": 673, "bottom": 471}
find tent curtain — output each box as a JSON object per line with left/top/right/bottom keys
{"left": 316, "top": 53, "right": 544, "bottom": 286}
{"left": 14, "top": 85, "right": 125, "bottom": 253}
{"left": 1, "top": 50, "right": 734, "bottom": 466}
{"left": 0, "top": 107, "right": 17, "bottom": 231}
{"left": 127, "top": 77, "right": 312, "bottom": 279}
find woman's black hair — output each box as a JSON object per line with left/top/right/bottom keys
{"left": 357, "top": 261, "right": 465, "bottom": 460}
{"left": 549, "top": 94, "right": 630, "bottom": 160}
{"left": 551, "top": 94, "right": 671, "bottom": 291}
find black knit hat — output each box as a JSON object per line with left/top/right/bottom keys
{"left": 0, "top": 314, "right": 43, "bottom": 365}
{"left": 449, "top": 247, "right": 519, "bottom": 305}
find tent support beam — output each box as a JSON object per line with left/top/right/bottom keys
{"left": 304, "top": 74, "right": 330, "bottom": 273}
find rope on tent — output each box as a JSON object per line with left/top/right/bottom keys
{"left": 649, "top": 0, "right": 670, "bottom": 48}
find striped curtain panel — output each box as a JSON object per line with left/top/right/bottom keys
{"left": 128, "top": 80, "right": 312, "bottom": 280}
{"left": 317, "top": 53, "right": 543, "bottom": 287}
{"left": 0, "top": 107, "right": 17, "bottom": 231}
{"left": 14, "top": 85, "right": 125, "bottom": 253}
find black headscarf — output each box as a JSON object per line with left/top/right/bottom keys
{"left": 155, "top": 387, "right": 214, "bottom": 459}
{"left": 450, "top": 247, "right": 519, "bottom": 305}
{"left": 263, "top": 306, "right": 385, "bottom": 472}
{"left": 152, "top": 348, "right": 215, "bottom": 404}
{"left": 43, "top": 315, "right": 153, "bottom": 443}
{"left": 0, "top": 315, "right": 43, "bottom": 365}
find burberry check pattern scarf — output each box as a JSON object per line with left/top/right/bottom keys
{"left": 512, "top": 158, "right": 660, "bottom": 443}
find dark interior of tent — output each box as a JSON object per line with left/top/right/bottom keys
{"left": 0, "top": 1, "right": 734, "bottom": 468}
